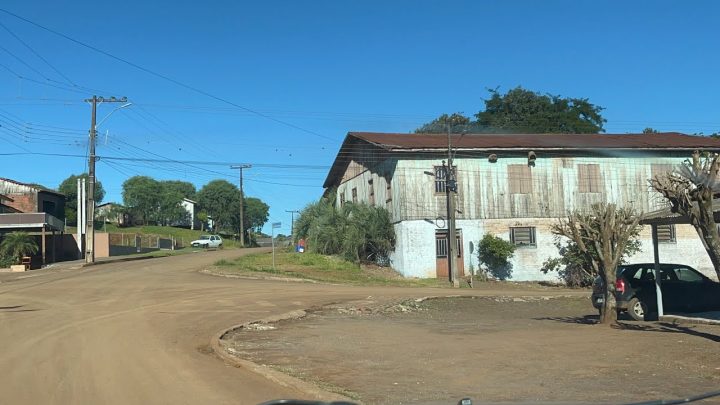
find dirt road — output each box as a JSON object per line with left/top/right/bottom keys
{"left": 0, "top": 249, "right": 581, "bottom": 404}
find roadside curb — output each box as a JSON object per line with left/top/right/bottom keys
{"left": 660, "top": 315, "right": 720, "bottom": 326}
{"left": 210, "top": 310, "right": 359, "bottom": 404}
{"left": 81, "top": 254, "right": 170, "bottom": 267}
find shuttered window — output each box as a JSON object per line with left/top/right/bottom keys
{"left": 508, "top": 164, "right": 532, "bottom": 194}
{"left": 657, "top": 224, "right": 676, "bottom": 243}
{"left": 510, "top": 227, "right": 536, "bottom": 247}
{"left": 351, "top": 188, "right": 358, "bottom": 203}
{"left": 340, "top": 192, "right": 346, "bottom": 207}
{"left": 578, "top": 164, "right": 602, "bottom": 193}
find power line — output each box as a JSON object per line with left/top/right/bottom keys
{"left": 0, "top": 8, "right": 337, "bottom": 142}
{"left": 0, "top": 19, "right": 76, "bottom": 86}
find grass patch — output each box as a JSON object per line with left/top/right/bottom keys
{"left": 212, "top": 251, "right": 445, "bottom": 287}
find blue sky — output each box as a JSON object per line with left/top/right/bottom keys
{"left": 1, "top": 1, "right": 719, "bottom": 234}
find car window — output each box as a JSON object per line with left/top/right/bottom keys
{"left": 673, "top": 267, "right": 704, "bottom": 283}
{"left": 200, "top": 236, "right": 210, "bottom": 240}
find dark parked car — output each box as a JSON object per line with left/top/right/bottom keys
{"left": 591, "top": 263, "right": 720, "bottom": 321}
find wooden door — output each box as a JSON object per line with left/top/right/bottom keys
{"left": 435, "top": 230, "right": 464, "bottom": 279}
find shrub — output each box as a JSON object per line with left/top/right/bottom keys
{"left": 0, "top": 232, "right": 38, "bottom": 265}
{"left": 295, "top": 194, "right": 395, "bottom": 264}
{"left": 477, "top": 234, "right": 515, "bottom": 280}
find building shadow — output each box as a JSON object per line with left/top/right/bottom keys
{"left": 617, "top": 322, "right": 720, "bottom": 343}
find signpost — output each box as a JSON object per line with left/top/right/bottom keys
{"left": 271, "top": 222, "right": 281, "bottom": 270}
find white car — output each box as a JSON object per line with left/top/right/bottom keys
{"left": 190, "top": 235, "right": 223, "bottom": 249}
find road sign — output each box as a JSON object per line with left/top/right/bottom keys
{"left": 272, "top": 222, "right": 282, "bottom": 229}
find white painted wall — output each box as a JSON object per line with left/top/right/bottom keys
{"left": 390, "top": 219, "right": 717, "bottom": 282}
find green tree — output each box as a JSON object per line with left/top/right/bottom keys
{"left": 416, "top": 87, "right": 605, "bottom": 134}
{"left": 161, "top": 180, "right": 196, "bottom": 200}
{"left": 643, "top": 127, "right": 659, "bottom": 134}
{"left": 122, "top": 176, "right": 160, "bottom": 225}
{"left": 58, "top": 174, "right": 106, "bottom": 223}
{"left": 243, "top": 197, "right": 269, "bottom": 234}
{"left": 196, "top": 180, "right": 241, "bottom": 233}
{"left": 197, "top": 211, "right": 208, "bottom": 231}
{"left": 157, "top": 181, "right": 188, "bottom": 226}
{"left": 0, "top": 232, "right": 38, "bottom": 264}
{"left": 415, "top": 113, "right": 472, "bottom": 133}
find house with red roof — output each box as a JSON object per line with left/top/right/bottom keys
{"left": 323, "top": 132, "right": 720, "bottom": 281}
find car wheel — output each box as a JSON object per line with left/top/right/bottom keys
{"left": 627, "top": 297, "right": 647, "bottom": 321}
{"left": 218, "top": 243, "right": 223, "bottom": 249}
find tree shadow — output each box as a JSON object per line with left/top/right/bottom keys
{"left": 533, "top": 314, "right": 599, "bottom": 325}
{"left": 617, "top": 322, "right": 720, "bottom": 343}
{"left": 489, "top": 263, "right": 513, "bottom": 280}
{"left": 0, "top": 305, "right": 23, "bottom": 310}
{"left": 0, "top": 305, "right": 39, "bottom": 313}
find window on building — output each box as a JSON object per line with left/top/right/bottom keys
{"left": 508, "top": 164, "right": 532, "bottom": 194}
{"left": 42, "top": 200, "right": 56, "bottom": 215}
{"left": 434, "top": 165, "right": 457, "bottom": 194}
{"left": 339, "top": 192, "right": 346, "bottom": 207}
{"left": 578, "top": 164, "right": 603, "bottom": 193}
{"left": 656, "top": 224, "right": 676, "bottom": 243}
{"left": 368, "top": 180, "right": 375, "bottom": 206}
{"left": 352, "top": 187, "right": 358, "bottom": 203}
{"left": 510, "top": 227, "right": 536, "bottom": 247}
{"left": 435, "top": 231, "right": 462, "bottom": 258}
{"left": 386, "top": 180, "right": 392, "bottom": 206}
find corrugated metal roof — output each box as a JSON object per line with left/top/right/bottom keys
{"left": 323, "top": 132, "right": 720, "bottom": 188}
{"left": 350, "top": 132, "right": 720, "bottom": 150}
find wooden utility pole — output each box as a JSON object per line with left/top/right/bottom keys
{"left": 85, "top": 96, "right": 127, "bottom": 263}
{"left": 285, "top": 209, "right": 300, "bottom": 241}
{"left": 231, "top": 164, "right": 252, "bottom": 246}
{"left": 446, "top": 125, "right": 459, "bottom": 288}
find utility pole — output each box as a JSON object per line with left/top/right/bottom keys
{"left": 446, "top": 125, "right": 460, "bottom": 288}
{"left": 85, "top": 96, "right": 127, "bottom": 264}
{"left": 231, "top": 164, "right": 252, "bottom": 246}
{"left": 285, "top": 210, "right": 300, "bottom": 241}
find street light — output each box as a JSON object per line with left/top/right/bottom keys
{"left": 96, "top": 102, "right": 132, "bottom": 129}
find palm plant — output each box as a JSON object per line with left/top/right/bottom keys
{"left": 0, "top": 232, "right": 39, "bottom": 264}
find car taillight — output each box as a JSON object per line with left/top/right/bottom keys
{"left": 615, "top": 278, "right": 625, "bottom": 294}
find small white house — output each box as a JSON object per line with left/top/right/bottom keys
{"left": 323, "top": 132, "right": 720, "bottom": 281}
{"left": 180, "top": 198, "right": 201, "bottom": 230}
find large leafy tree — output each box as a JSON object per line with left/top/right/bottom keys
{"left": 196, "top": 180, "right": 241, "bottom": 233}
{"left": 161, "top": 180, "right": 196, "bottom": 200}
{"left": 417, "top": 87, "right": 606, "bottom": 134}
{"left": 243, "top": 197, "right": 269, "bottom": 234}
{"left": 157, "top": 181, "right": 188, "bottom": 226}
{"left": 58, "top": 174, "right": 106, "bottom": 223}
{"left": 122, "top": 176, "right": 161, "bottom": 225}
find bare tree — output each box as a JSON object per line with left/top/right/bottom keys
{"left": 552, "top": 203, "right": 642, "bottom": 324}
{"left": 651, "top": 151, "right": 720, "bottom": 280}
